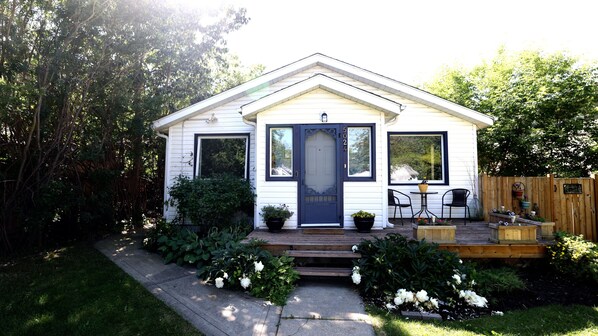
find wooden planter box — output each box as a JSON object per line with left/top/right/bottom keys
{"left": 412, "top": 224, "right": 456, "bottom": 244}
{"left": 488, "top": 212, "right": 555, "bottom": 240}
{"left": 489, "top": 223, "right": 537, "bottom": 244}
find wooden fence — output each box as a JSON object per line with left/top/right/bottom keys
{"left": 480, "top": 175, "right": 598, "bottom": 241}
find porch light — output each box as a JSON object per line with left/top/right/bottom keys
{"left": 320, "top": 112, "right": 328, "bottom": 123}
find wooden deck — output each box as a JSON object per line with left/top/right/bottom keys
{"left": 247, "top": 221, "right": 551, "bottom": 259}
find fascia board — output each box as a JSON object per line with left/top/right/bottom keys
{"left": 240, "top": 74, "right": 403, "bottom": 119}
{"left": 152, "top": 54, "right": 330, "bottom": 131}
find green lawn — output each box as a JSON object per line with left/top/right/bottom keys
{"left": 0, "top": 243, "right": 202, "bottom": 336}
{"left": 369, "top": 305, "right": 598, "bottom": 336}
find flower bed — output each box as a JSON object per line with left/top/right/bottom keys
{"left": 488, "top": 212, "right": 555, "bottom": 240}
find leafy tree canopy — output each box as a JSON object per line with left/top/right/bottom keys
{"left": 425, "top": 48, "right": 598, "bottom": 177}
{"left": 0, "top": 0, "right": 259, "bottom": 253}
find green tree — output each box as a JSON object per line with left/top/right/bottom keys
{"left": 425, "top": 49, "right": 598, "bottom": 177}
{"left": 0, "top": 0, "right": 257, "bottom": 253}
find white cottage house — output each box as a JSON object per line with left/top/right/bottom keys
{"left": 152, "top": 54, "right": 494, "bottom": 230}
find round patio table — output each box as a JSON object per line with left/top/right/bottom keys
{"left": 410, "top": 191, "right": 439, "bottom": 219}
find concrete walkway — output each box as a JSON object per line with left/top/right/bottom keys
{"left": 95, "top": 234, "right": 374, "bottom": 336}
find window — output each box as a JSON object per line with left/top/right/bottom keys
{"left": 269, "top": 127, "right": 293, "bottom": 177}
{"left": 195, "top": 134, "right": 249, "bottom": 179}
{"left": 347, "top": 126, "right": 372, "bottom": 178}
{"left": 388, "top": 132, "right": 448, "bottom": 184}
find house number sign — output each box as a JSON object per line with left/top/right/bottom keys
{"left": 563, "top": 184, "right": 582, "bottom": 194}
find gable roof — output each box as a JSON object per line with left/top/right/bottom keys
{"left": 152, "top": 53, "right": 494, "bottom": 131}
{"left": 240, "top": 73, "right": 405, "bottom": 122}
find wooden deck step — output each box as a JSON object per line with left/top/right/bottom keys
{"left": 302, "top": 228, "right": 345, "bottom": 235}
{"left": 294, "top": 266, "right": 352, "bottom": 277}
{"left": 286, "top": 250, "right": 361, "bottom": 258}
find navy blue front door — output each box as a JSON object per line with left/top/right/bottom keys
{"left": 299, "top": 125, "right": 342, "bottom": 227}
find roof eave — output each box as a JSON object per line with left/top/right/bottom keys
{"left": 240, "top": 73, "right": 404, "bottom": 121}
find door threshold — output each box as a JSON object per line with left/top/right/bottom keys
{"left": 300, "top": 223, "right": 342, "bottom": 228}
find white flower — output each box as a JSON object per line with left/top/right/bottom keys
{"left": 254, "top": 261, "right": 264, "bottom": 272}
{"left": 459, "top": 259, "right": 463, "bottom": 264}
{"left": 459, "top": 290, "right": 488, "bottom": 308}
{"left": 394, "top": 296, "right": 404, "bottom": 305}
{"left": 492, "top": 311, "right": 504, "bottom": 316}
{"left": 351, "top": 272, "right": 362, "bottom": 285}
{"left": 353, "top": 266, "right": 360, "bottom": 272}
{"left": 240, "top": 276, "right": 251, "bottom": 289}
{"left": 396, "top": 289, "right": 415, "bottom": 303}
{"left": 223, "top": 272, "right": 228, "bottom": 279}
{"left": 415, "top": 290, "right": 429, "bottom": 303}
{"left": 352, "top": 245, "right": 358, "bottom": 253}
{"left": 429, "top": 297, "right": 439, "bottom": 309}
{"left": 215, "top": 277, "right": 224, "bottom": 288}
{"left": 471, "top": 279, "right": 476, "bottom": 286}
{"left": 386, "top": 303, "right": 396, "bottom": 310}
{"left": 452, "top": 274, "right": 462, "bottom": 285}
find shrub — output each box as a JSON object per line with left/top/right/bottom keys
{"left": 156, "top": 225, "right": 249, "bottom": 266}
{"left": 198, "top": 241, "right": 299, "bottom": 306}
{"left": 353, "top": 234, "right": 471, "bottom": 300}
{"left": 475, "top": 266, "right": 526, "bottom": 300}
{"left": 548, "top": 231, "right": 598, "bottom": 282}
{"left": 352, "top": 234, "right": 487, "bottom": 320}
{"left": 168, "top": 174, "right": 255, "bottom": 231}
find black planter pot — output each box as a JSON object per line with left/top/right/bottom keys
{"left": 353, "top": 217, "right": 375, "bottom": 233}
{"left": 265, "top": 218, "right": 285, "bottom": 233}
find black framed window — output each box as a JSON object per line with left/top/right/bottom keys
{"left": 268, "top": 126, "right": 294, "bottom": 178}
{"left": 388, "top": 132, "right": 448, "bottom": 185}
{"left": 194, "top": 134, "right": 249, "bottom": 179}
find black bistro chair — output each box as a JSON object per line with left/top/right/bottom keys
{"left": 441, "top": 188, "right": 471, "bottom": 224}
{"left": 388, "top": 189, "right": 414, "bottom": 226}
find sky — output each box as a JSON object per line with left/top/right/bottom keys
{"left": 219, "top": 0, "right": 598, "bottom": 85}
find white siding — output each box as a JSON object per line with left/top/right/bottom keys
{"left": 163, "top": 105, "right": 256, "bottom": 221}
{"left": 162, "top": 63, "right": 481, "bottom": 226}
{"left": 255, "top": 89, "right": 385, "bottom": 229}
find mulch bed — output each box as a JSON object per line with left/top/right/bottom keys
{"left": 490, "top": 260, "right": 598, "bottom": 311}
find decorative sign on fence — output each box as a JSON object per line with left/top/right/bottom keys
{"left": 563, "top": 184, "right": 582, "bottom": 194}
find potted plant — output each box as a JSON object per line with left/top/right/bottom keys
{"left": 260, "top": 204, "right": 294, "bottom": 233}
{"left": 418, "top": 177, "right": 428, "bottom": 193}
{"left": 351, "top": 210, "right": 375, "bottom": 233}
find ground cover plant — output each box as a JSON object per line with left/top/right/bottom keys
{"left": 149, "top": 224, "right": 251, "bottom": 266}
{"left": 149, "top": 222, "right": 300, "bottom": 306}
{"left": 0, "top": 244, "right": 202, "bottom": 336}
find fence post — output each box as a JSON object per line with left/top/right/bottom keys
{"left": 593, "top": 173, "right": 598, "bottom": 241}
{"left": 548, "top": 173, "right": 556, "bottom": 223}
